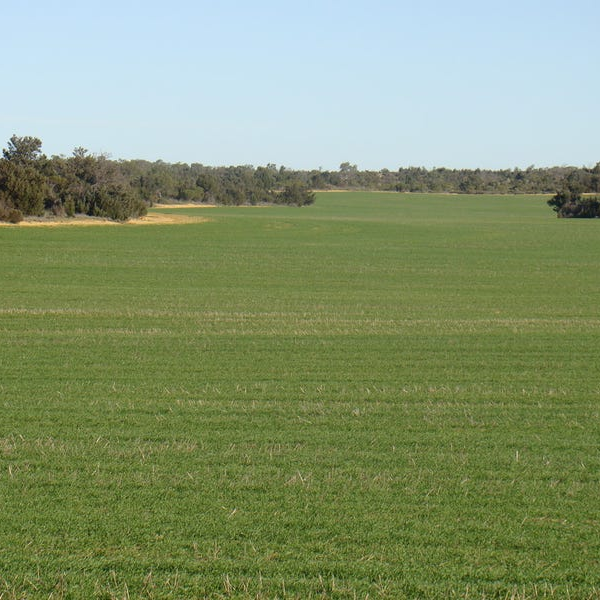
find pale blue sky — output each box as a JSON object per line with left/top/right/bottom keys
{"left": 2, "top": 0, "right": 598, "bottom": 169}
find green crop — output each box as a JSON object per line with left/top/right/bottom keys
{"left": 0, "top": 193, "right": 599, "bottom": 598}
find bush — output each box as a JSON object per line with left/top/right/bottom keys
{"left": 64, "top": 196, "right": 76, "bottom": 217}
{"left": 548, "top": 188, "right": 600, "bottom": 218}
{"left": 276, "top": 182, "right": 315, "bottom": 206}
{"left": 0, "top": 198, "right": 23, "bottom": 223}
{"left": 7, "top": 208, "right": 23, "bottom": 223}
{"left": 88, "top": 186, "right": 148, "bottom": 221}
{"left": 0, "top": 161, "right": 47, "bottom": 216}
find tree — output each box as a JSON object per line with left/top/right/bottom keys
{"left": 0, "top": 135, "right": 49, "bottom": 216}
{"left": 339, "top": 162, "right": 358, "bottom": 187}
{"left": 276, "top": 181, "right": 315, "bottom": 206}
{"left": 0, "top": 161, "right": 47, "bottom": 215}
{"left": 590, "top": 162, "right": 600, "bottom": 193}
{"left": 3, "top": 135, "right": 44, "bottom": 165}
{"left": 548, "top": 173, "right": 600, "bottom": 218}
{"left": 47, "top": 146, "right": 147, "bottom": 220}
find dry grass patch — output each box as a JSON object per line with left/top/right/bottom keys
{"left": 154, "top": 202, "right": 217, "bottom": 208}
{"left": 129, "top": 213, "right": 210, "bottom": 225}
{"left": 0, "top": 213, "right": 210, "bottom": 227}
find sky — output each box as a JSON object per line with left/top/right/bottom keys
{"left": 1, "top": 0, "right": 599, "bottom": 170}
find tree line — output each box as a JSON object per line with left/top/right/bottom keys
{"left": 324, "top": 161, "right": 600, "bottom": 195}
{"left": 1, "top": 135, "right": 598, "bottom": 222}
{"left": 0, "top": 136, "right": 315, "bottom": 223}
{"left": 122, "top": 159, "right": 600, "bottom": 198}
{"left": 0, "top": 136, "right": 148, "bottom": 223}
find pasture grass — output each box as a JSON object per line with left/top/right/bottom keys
{"left": 0, "top": 192, "right": 599, "bottom": 598}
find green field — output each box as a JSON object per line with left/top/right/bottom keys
{"left": 1, "top": 192, "right": 599, "bottom": 599}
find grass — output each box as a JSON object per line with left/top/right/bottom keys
{"left": 0, "top": 192, "right": 599, "bottom": 598}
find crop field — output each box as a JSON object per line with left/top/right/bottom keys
{"left": 1, "top": 192, "right": 599, "bottom": 599}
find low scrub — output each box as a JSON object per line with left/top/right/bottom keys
{"left": 0, "top": 199, "right": 23, "bottom": 223}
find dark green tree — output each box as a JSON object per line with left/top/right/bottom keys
{"left": 0, "top": 135, "right": 49, "bottom": 216}
{"left": 548, "top": 172, "right": 600, "bottom": 218}
{"left": 276, "top": 181, "right": 315, "bottom": 206}
{"left": 3, "top": 135, "right": 44, "bottom": 164}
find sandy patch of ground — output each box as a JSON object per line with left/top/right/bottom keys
{"left": 0, "top": 213, "right": 210, "bottom": 227}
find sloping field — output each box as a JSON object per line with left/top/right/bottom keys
{"left": 0, "top": 193, "right": 599, "bottom": 598}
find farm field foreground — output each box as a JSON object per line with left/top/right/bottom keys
{"left": 1, "top": 192, "right": 599, "bottom": 599}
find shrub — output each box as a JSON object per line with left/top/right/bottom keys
{"left": 0, "top": 198, "right": 23, "bottom": 223}
{"left": 276, "top": 182, "right": 315, "bottom": 206}
{"left": 548, "top": 189, "right": 600, "bottom": 218}
{"left": 88, "top": 186, "right": 148, "bottom": 221}
{"left": 7, "top": 208, "right": 23, "bottom": 223}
